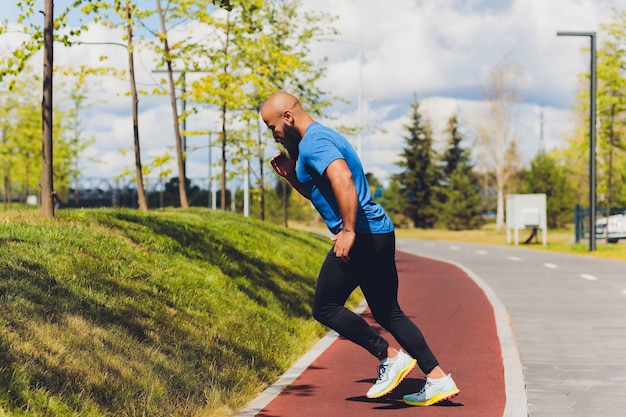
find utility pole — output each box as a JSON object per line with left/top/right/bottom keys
{"left": 557, "top": 31, "right": 597, "bottom": 251}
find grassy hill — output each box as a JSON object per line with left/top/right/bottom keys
{"left": 0, "top": 208, "right": 351, "bottom": 417}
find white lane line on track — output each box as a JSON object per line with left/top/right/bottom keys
{"left": 544, "top": 263, "right": 558, "bottom": 269}
{"left": 475, "top": 250, "right": 487, "bottom": 255}
{"left": 580, "top": 274, "right": 598, "bottom": 281}
{"left": 622, "top": 290, "right": 626, "bottom": 295}
{"left": 508, "top": 256, "right": 522, "bottom": 261}
{"left": 450, "top": 245, "right": 460, "bottom": 250}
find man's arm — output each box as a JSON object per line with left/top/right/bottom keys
{"left": 325, "top": 159, "right": 357, "bottom": 262}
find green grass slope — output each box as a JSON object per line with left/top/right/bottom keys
{"left": 0, "top": 208, "right": 343, "bottom": 417}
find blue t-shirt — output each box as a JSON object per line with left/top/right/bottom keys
{"left": 296, "top": 122, "right": 394, "bottom": 235}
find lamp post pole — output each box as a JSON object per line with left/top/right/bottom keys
{"left": 557, "top": 31, "right": 597, "bottom": 251}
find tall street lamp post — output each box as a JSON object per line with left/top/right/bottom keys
{"left": 557, "top": 31, "right": 597, "bottom": 251}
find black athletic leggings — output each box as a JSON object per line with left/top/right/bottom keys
{"left": 312, "top": 231, "right": 439, "bottom": 374}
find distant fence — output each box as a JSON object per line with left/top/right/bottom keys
{"left": 2, "top": 177, "right": 216, "bottom": 209}
{"left": 574, "top": 204, "right": 626, "bottom": 243}
{"left": 66, "top": 177, "right": 216, "bottom": 209}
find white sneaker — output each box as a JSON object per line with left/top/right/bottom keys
{"left": 366, "top": 350, "right": 416, "bottom": 398}
{"left": 403, "top": 374, "right": 460, "bottom": 406}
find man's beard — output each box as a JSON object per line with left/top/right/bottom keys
{"left": 283, "top": 123, "right": 302, "bottom": 160}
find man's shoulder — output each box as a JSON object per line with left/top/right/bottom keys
{"left": 304, "top": 122, "right": 345, "bottom": 144}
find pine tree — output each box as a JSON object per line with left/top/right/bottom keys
{"left": 435, "top": 115, "right": 484, "bottom": 230}
{"left": 394, "top": 98, "right": 437, "bottom": 228}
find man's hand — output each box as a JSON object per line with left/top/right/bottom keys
{"left": 332, "top": 230, "right": 356, "bottom": 262}
{"left": 270, "top": 152, "right": 295, "bottom": 179}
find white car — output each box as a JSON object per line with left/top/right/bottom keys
{"left": 595, "top": 212, "right": 626, "bottom": 243}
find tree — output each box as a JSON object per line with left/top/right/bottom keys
{"left": 187, "top": 0, "right": 335, "bottom": 215}
{"left": 394, "top": 98, "right": 438, "bottom": 228}
{"left": 474, "top": 54, "right": 525, "bottom": 230}
{"left": 41, "top": 0, "right": 55, "bottom": 217}
{"left": 2, "top": 0, "right": 95, "bottom": 217}
{"left": 154, "top": 0, "right": 192, "bottom": 208}
{"left": 519, "top": 151, "right": 575, "bottom": 229}
{"left": 0, "top": 72, "right": 41, "bottom": 208}
{"left": 434, "top": 115, "right": 484, "bottom": 230}
{"left": 380, "top": 177, "right": 412, "bottom": 228}
{"left": 122, "top": 0, "right": 149, "bottom": 211}
{"left": 241, "top": 0, "right": 335, "bottom": 221}
{"left": 54, "top": 67, "right": 98, "bottom": 206}
{"left": 573, "top": 8, "right": 626, "bottom": 240}
{"left": 0, "top": 64, "right": 85, "bottom": 208}
{"left": 1, "top": 73, "right": 22, "bottom": 209}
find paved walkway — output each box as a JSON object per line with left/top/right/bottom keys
{"left": 238, "top": 251, "right": 509, "bottom": 417}
{"left": 397, "top": 239, "right": 626, "bottom": 417}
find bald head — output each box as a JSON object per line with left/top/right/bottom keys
{"left": 261, "top": 91, "right": 300, "bottom": 117}
{"left": 261, "top": 91, "right": 314, "bottom": 140}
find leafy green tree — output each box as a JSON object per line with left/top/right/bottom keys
{"left": 187, "top": 0, "right": 335, "bottom": 216}
{"left": 3, "top": 0, "right": 136, "bottom": 215}
{"left": 434, "top": 115, "right": 484, "bottom": 230}
{"left": 3, "top": 0, "right": 98, "bottom": 217}
{"left": 519, "top": 152, "right": 576, "bottom": 229}
{"left": 562, "top": 7, "right": 626, "bottom": 245}
{"left": 1, "top": 74, "right": 19, "bottom": 209}
{"left": 380, "top": 177, "right": 412, "bottom": 228}
{"left": 394, "top": 98, "right": 438, "bottom": 228}
{"left": 0, "top": 68, "right": 43, "bottom": 204}
{"left": 0, "top": 65, "right": 81, "bottom": 207}
{"left": 439, "top": 171, "right": 485, "bottom": 230}
{"left": 573, "top": 8, "right": 626, "bottom": 232}
{"left": 239, "top": 0, "right": 336, "bottom": 221}
{"left": 54, "top": 68, "right": 98, "bottom": 207}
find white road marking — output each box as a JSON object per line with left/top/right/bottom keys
{"left": 508, "top": 256, "right": 522, "bottom": 261}
{"left": 544, "top": 263, "right": 558, "bottom": 269}
{"left": 622, "top": 290, "right": 626, "bottom": 295}
{"left": 450, "top": 246, "right": 460, "bottom": 250}
{"left": 580, "top": 274, "right": 598, "bottom": 281}
{"left": 476, "top": 250, "right": 487, "bottom": 255}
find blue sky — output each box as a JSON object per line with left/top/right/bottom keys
{"left": 1, "top": 0, "right": 620, "bottom": 184}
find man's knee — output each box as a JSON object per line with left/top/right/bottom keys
{"left": 312, "top": 303, "right": 337, "bottom": 326}
{"left": 312, "top": 304, "right": 327, "bottom": 324}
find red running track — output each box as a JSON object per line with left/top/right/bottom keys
{"left": 255, "top": 251, "right": 506, "bottom": 417}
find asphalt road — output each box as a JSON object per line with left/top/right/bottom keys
{"left": 397, "top": 239, "right": 626, "bottom": 417}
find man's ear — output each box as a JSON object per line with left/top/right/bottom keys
{"left": 282, "top": 110, "right": 294, "bottom": 124}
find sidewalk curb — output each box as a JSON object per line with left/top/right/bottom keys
{"left": 235, "top": 300, "right": 369, "bottom": 417}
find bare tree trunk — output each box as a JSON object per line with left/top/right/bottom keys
{"left": 476, "top": 56, "right": 524, "bottom": 230}
{"left": 256, "top": 109, "right": 265, "bottom": 221}
{"left": 126, "top": 1, "right": 148, "bottom": 212}
{"left": 2, "top": 127, "right": 10, "bottom": 211}
{"left": 156, "top": 0, "right": 189, "bottom": 208}
{"left": 496, "top": 184, "right": 505, "bottom": 231}
{"left": 3, "top": 175, "right": 9, "bottom": 211}
{"left": 219, "top": 15, "right": 231, "bottom": 211}
{"left": 41, "top": 0, "right": 55, "bottom": 218}
{"left": 221, "top": 102, "right": 227, "bottom": 210}
{"left": 282, "top": 181, "right": 288, "bottom": 227}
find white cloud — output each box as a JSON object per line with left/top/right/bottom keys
{"left": 2, "top": 0, "right": 619, "bottom": 185}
